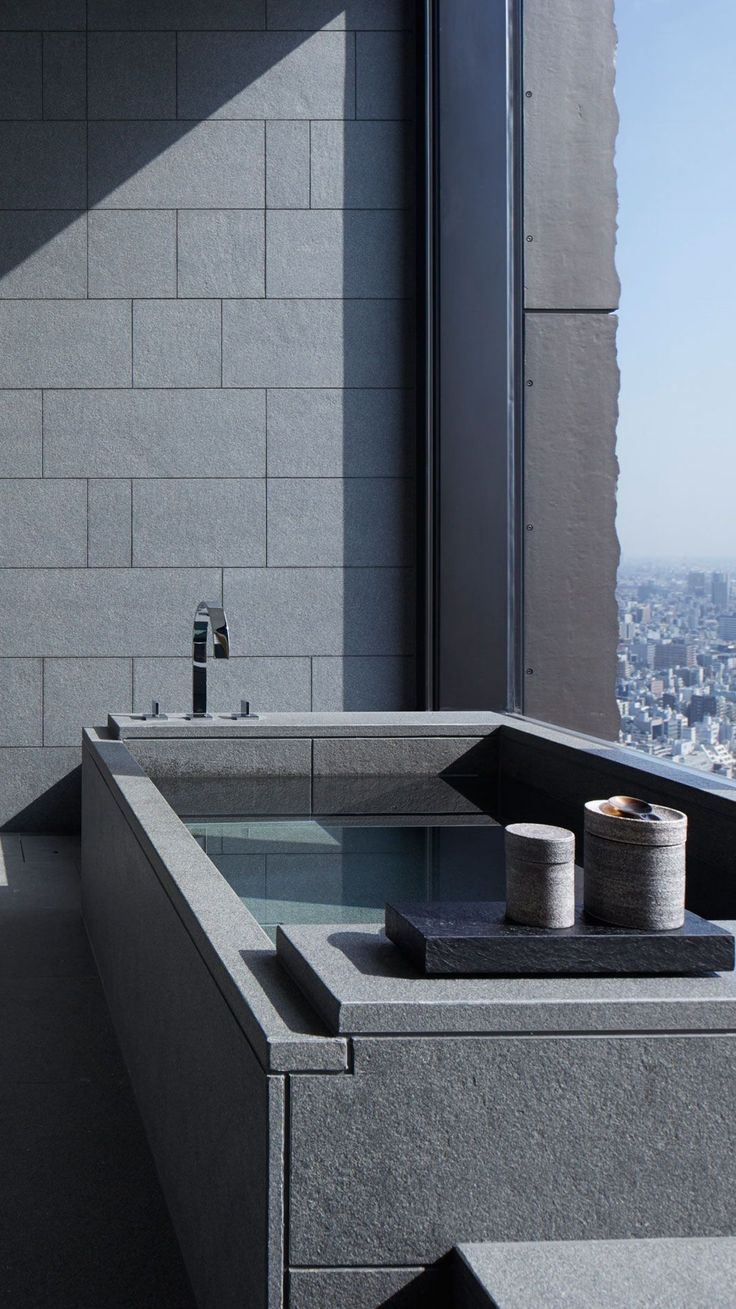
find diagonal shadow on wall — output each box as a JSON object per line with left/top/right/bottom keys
{"left": 0, "top": 2, "right": 419, "bottom": 829}
{"left": 1, "top": 6, "right": 418, "bottom": 693}
{"left": 0, "top": 24, "right": 348, "bottom": 279}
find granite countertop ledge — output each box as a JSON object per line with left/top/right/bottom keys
{"left": 109, "top": 710, "right": 506, "bottom": 739}
{"left": 276, "top": 922, "right": 736, "bottom": 1037}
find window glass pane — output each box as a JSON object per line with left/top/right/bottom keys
{"left": 615, "top": 0, "right": 736, "bottom": 777}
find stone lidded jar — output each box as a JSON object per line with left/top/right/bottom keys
{"left": 584, "top": 800, "right": 687, "bottom": 931}
{"left": 505, "top": 823, "right": 576, "bottom": 929}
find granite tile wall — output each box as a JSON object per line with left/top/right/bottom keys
{"left": 0, "top": 0, "right": 415, "bottom": 827}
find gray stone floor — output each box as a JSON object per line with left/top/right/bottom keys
{"left": 0, "top": 833, "right": 195, "bottom": 1309}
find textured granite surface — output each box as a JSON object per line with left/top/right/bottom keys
{"left": 290, "top": 1033, "right": 736, "bottom": 1265}
{"left": 276, "top": 920, "right": 736, "bottom": 1035}
{"left": 455, "top": 1237, "right": 736, "bottom": 1309}
{"left": 384, "top": 903, "right": 733, "bottom": 977}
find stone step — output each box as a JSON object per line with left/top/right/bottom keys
{"left": 453, "top": 1237, "right": 736, "bottom": 1309}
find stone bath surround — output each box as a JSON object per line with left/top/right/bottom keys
{"left": 82, "top": 713, "right": 736, "bottom": 1308}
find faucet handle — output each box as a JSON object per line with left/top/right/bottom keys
{"left": 225, "top": 697, "right": 258, "bottom": 721}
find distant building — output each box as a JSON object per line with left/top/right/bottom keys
{"left": 711, "top": 572, "right": 730, "bottom": 610}
{"left": 718, "top": 614, "right": 736, "bottom": 641}
{"left": 653, "top": 641, "right": 696, "bottom": 670}
{"left": 687, "top": 694, "right": 717, "bottom": 726}
{"left": 628, "top": 640, "right": 649, "bottom": 668}
{"left": 695, "top": 718, "right": 720, "bottom": 746}
{"left": 679, "top": 666, "right": 703, "bottom": 687}
{"left": 687, "top": 571, "right": 706, "bottom": 595}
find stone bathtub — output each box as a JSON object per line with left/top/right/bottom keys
{"left": 81, "top": 713, "right": 736, "bottom": 1309}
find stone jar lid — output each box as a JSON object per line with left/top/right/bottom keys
{"left": 584, "top": 799, "right": 687, "bottom": 847}
{"left": 505, "top": 822, "right": 575, "bottom": 864}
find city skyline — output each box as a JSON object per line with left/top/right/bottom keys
{"left": 617, "top": 557, "right": 736, "bottom": 780}
{"left": 621, "top": 555, "right": 736, "bottom": 568}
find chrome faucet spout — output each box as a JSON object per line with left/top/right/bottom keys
{"left": 192, "top": 601, "right": 230, "bottom": 718}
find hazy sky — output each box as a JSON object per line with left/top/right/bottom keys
{"left": 614, "top": 0, "right": 736, "bottom": 558}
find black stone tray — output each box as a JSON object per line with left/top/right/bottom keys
{"left": 384, "top": 901, "right": 736, "bottom": 977}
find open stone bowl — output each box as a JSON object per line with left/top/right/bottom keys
{"left": 584, "top": 799, "right": 688, "bottom": 931}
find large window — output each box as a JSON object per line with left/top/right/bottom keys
{"left": 615, "top": 0, "right": 736, "bottom": 776}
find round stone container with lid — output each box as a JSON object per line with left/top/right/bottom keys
{"left": 505, "top": 822, "right": 576, "bottom": 928}
{"left": 584, "top": 799, "right": 687, "bottom": 930}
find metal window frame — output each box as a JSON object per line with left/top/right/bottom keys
{"left": 417, "top": 0, "right": 523, "bottom": 713}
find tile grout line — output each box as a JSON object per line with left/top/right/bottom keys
{"left": 0, "top": 205, "right": 410, "bottom": 213}
{"left": 0, "top": 290, "right": 414, "bottom": 302}
{"left": 265, "top": 387, "right": 269, "bottom": 565}
{"left": 263, "top": 119, "right": 268, "bottom": 294}
{"left": 0, "top": 27, "right": 408, "bottom": 35}
{"left": 0, "top": 654, "right": 412, "bottom": 662}
{"left": 84, "top": 0, "right": 89, "bottom": 208}
{"left": 0, "top": 562, "right": 413, "bottom": 570}
{"left": 0, "top": 115, "right": 413, "bottom": 124}
{"left": 0, "top": 476, "right": 418, "bottom": 483}
{"left": 264, "top": 388, "right": 269, "bottom": 478}
{"left": 85, "top": 1, "right": 90, "bottom": 305}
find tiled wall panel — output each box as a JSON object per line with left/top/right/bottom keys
{"left": 268, "top": 1, "right": 411, "bottom": 29}
{"left": 0, "top": 3, "right": 84, "bottom": 29}
{"left": 88, "top": 122, "right": 264, "bottom": 209}
{"left": 0, "top": 302, "right": 131, "bottom": 387}
{"left": 87, "top": 479, "right": 132, "bottom": 566}
{"left": 0, "top": 392, "right": 43, "bottom": 477}
{"left": 223, "top": 299, "right": 409, "bottom": 388}
{"left": 0, "top": 480, "right": 87, "bottom": 566}
{"left": 0, "top": 5, "right": 415, "bottom": 827}
{"left": 0, "top": 213, "right": 87, "bottom": 298}
{"left": 87, "top": 1, "right": 265, "bottom": 30}
{"left": 0, "top": 124, "right": 86, "bottom": 207}
{"left": 43, "top": 390, "right": 266, "bottom": 478}
{"left": 42, "top": 33, "right": 87, "bottom": 119}
{"left": 0, "top": 570, "right": 223, "bottom": 657}
{"left": 177, "top": 33, "right": 354, "bottom": 120}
